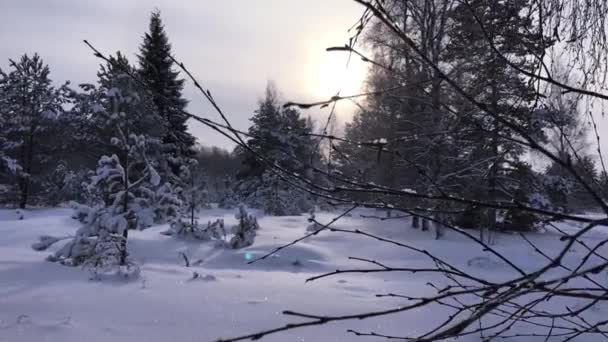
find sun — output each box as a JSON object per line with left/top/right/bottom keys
{"left": 305, "top": 45, "right": 369, "bottom": 103}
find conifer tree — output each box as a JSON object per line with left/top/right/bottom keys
{"left": 235, "top": 83, "right": 320, "bottom": 215}
{"left": 137, "top": 10, "right": 195, "bottom": 180}
{"left": 33, "top": 68, "right": 179, "bottom": 275}
{"left": 445, "top": 0, "right": 550, "bottom": 239}
{"left": 0, "top": 54, "right": 68, "bottom": 208}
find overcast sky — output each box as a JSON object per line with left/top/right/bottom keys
{"left": 0, "top": 0, "right": 368, "bottom": 150}
{"left": 2, "top": 0, "right": 607, "bottom": 160}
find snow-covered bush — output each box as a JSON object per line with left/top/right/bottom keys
{"left": 306, "top": 209, "right": 323, "bottom": 232}
{"left": 228, "top": 205, "right": 259, "bottom": 249}
{"left": 31, "top": 235, "right": 65, "bottom": 251}
{"left": 162, "top": 162, "right": 220, "bottom": 240}
{"left": 163, "top": 218, "right": 225, "bottom": 241}
{"left": 165, "top": 206, "right": 258, "bottom": 249}
{"left": 207, "top": 219, "right": 227, "bottom": 241}
{"left": 35, "top": 149, "right": 161, "bottom": 275}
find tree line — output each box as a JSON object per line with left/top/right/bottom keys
{"left": 0, "top": 10, "right": 321, "bottom": 217}
{"left": 324, "top": 0, "right": 608, "bottom": 237}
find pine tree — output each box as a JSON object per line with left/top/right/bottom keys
{"left": 228, "top": 205, "right": 259, "bottom": 249}
{"left": 445, "top": 0, "right": 550, "bottom": 239}
{"left": 163, "top": 160, "right": 212, "bottom": 239}
{"left": 235, "top": 83, "right": 319, "bottom": 215}
{"left": 100, "top": 52, "right": 165, "bottom": 146}
{"left": 137, "top": 10, "right": 195, "bottom": 180}
{"left": 335, "top": 0, "right": 458, "bottom": 234}
{"left": 33, "top": 71, "right": 179, "bottom": 275}
{"left": 0, "top": 54, "right": 68, "bottom": 208}
{"left": 0, "top": 92, "right": 19, "bottom": 175}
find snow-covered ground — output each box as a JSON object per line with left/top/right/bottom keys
{"left": 0, "top": 207, "right": 607, "bottom": 341}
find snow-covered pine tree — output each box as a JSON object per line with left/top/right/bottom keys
{"left": 33, "top": 66, "right": 179, "bottom": 276}
{"left": 162, "top": 161, "right": 213, "bottom": 239}
{"left": 47, "top": 54, "right": 165, "bottom": 208}
{"left": 98, "top": 52, "right": 166, "bottom": 145}
{"left": 137, "top": 10, "right": 195, "bottom": 183}
{"left": 0, "top": 90, "right": 19, "bottom": 175}
{"left": 0, "top": 53, "right": 68, "bottom": 208}
{"left": 234, "top": 83, "right": 319, "bottom": 215}
{"left": 96, "top": 52, "right": 182, "bottom": 225}
{"left": 228, "top": 205, "right": 259, "bottom": 249}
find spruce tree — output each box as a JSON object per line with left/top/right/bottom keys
{"left": 137, "top": 10, "right": 195, "bottom": 180}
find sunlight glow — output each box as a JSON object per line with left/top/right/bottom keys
{"left": 305, "top": 39, "right": 369, "bottom": 116}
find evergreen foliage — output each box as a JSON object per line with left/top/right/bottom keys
{"left": 228, "top": 205, "right": 259, "bottom": 249}
{"left": 137, "top": 10, "right": 195, "bottom": 181}
{"left": 32, "top": 71, "right": 179, "bottom": 275}
{"left": 0, "top": 54, "right": 69, "bottom": 208}
{"left": 234, "top": 83, "right": 320, "bottom": 215}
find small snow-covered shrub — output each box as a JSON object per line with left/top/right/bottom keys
{"left": 207, "top": 219, "right": 227, "bottom": 241}
{"left": 164, "top": 163, "right": 225, "bottom": 241}
{"left": 228, "top": 205, "right": 259, "bottom": 249}
{"left": 70, "top": 202, "right": 94, "bottom": 223}
{"left": 42, "top": 206, "right": 133, "bottom": 269}
{"left": 31, "top": 235, "right": 66, "bottom": 251}
{"left": 164, "top": 218, "right": 225, "bottom": 241}
{"left": 306, "top": 209, "right": 323, "bottom": 232}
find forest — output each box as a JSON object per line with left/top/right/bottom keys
{"left": 2, "top": 1, "right": 608, "bottom": 341}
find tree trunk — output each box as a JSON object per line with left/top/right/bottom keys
{"left": 191, "top": 204, "right": 195, "bottom": 227}
{"left": 18, "top": 131, "right": 35, "bottom": 209}
{"left": 18, "top": 177, "right": 28, "bottom": 209}
{"left": 412, "top": 215, "right": 419, "bottom": 228}
{"left": 120, "top": 228, "right": 129, "bottom": 265}
{"left": 434, "top": 222, "right": 444, "bottom": 240}
{"left": 120, "top": 123, "right": 130, "bottom": 266}
{"left": 486, "top": 68, "right": 500, "bottom": 244}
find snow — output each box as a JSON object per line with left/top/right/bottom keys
{"left": 148, "top": 166, "right": 161, "bottom": 187}
{"left": 2, "top": 156, "right": 19, "bottom": 174}
{"left": 1, "top": 208, "right": 608, "bottom": 341}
